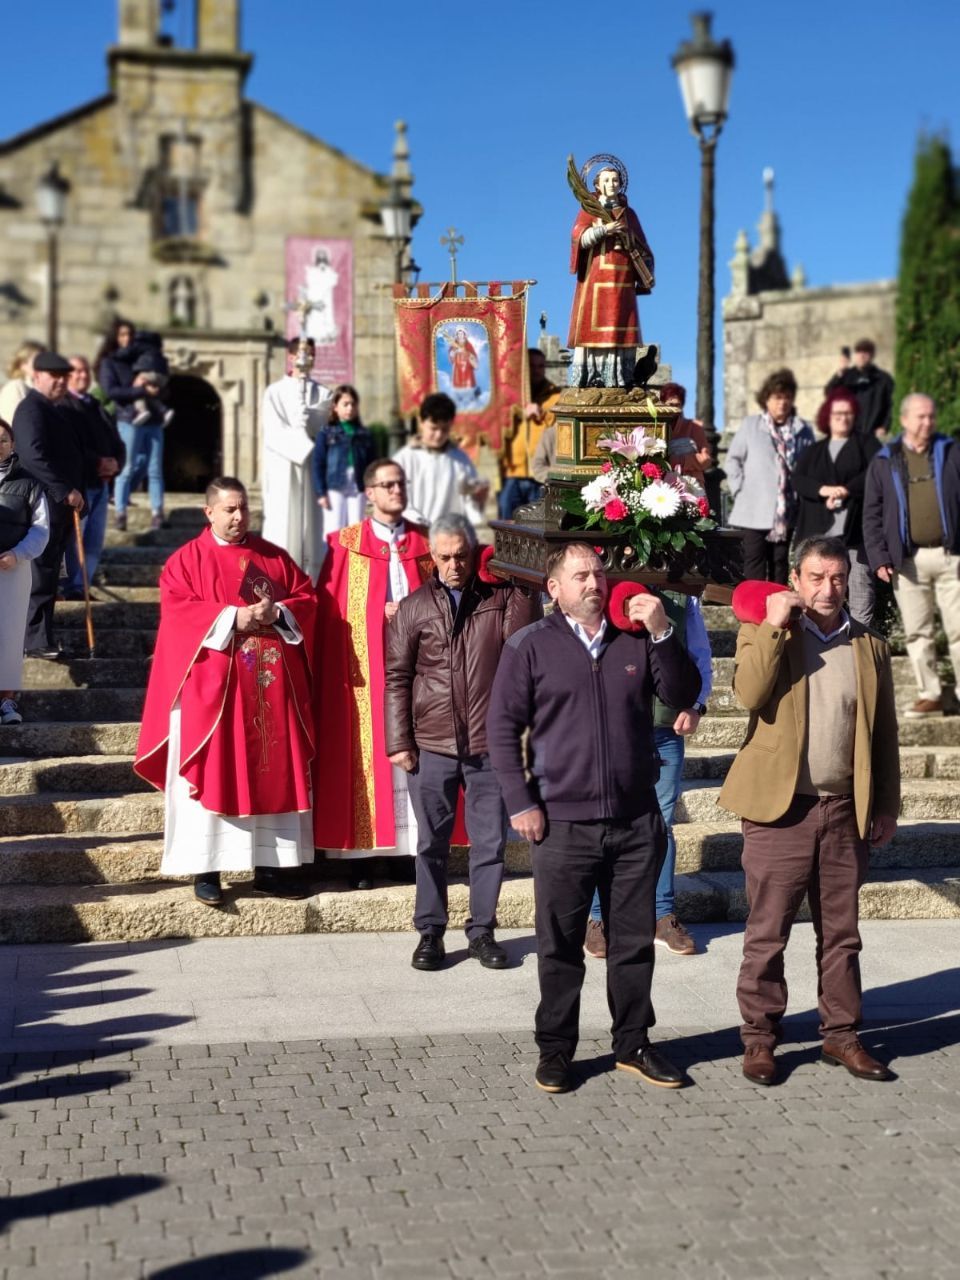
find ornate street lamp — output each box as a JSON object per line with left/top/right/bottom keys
{"left": 671, "top": 12, "right": 734, "bottom": 513}
{"left": 35, "top": 162, "right": 70, "bottom": 351}
{"left": 380, "top": 178, "right": 415, "bottom": 451}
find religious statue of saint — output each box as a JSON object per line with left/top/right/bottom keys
{"left": 301, "top": 247, "right": 340, "bottom": 345}
{"left": 566, "top": 154, "right": 655, "bottom": 389}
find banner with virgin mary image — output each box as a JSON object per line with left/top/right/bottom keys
{"left": 394, "top": 282, "right": 528, "bottom": 451}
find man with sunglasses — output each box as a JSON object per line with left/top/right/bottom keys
{"left": 312, "top": 458, "right": 434, "bottom": 888}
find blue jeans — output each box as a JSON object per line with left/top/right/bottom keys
{"left": 498, "top": 477, "right": 543, "bottom": 520}
{"left": 590, "top": 727, "right": 685, "bottom": 922}
{"left": 62, "top": 482, "right": 110, "bottom": 593}
{"left": 115, "top": 423, "right": 165, "bottom": 514}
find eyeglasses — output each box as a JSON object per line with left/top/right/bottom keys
{"left": 370, "top": 480, "right": 405, "bottom": 490}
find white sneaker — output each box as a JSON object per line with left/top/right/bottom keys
{"left": 0, "top": 698, "right": 22, "bottom": 725}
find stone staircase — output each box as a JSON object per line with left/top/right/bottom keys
{"left": 1, "top": 500, "right": 959, "bottom": 943}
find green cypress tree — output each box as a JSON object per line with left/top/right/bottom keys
{"left": 895, "top": 135, "right": 960, "bottom": 432}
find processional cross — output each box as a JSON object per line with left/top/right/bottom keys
{"left": 440, "top": 226, "right": 464, "bottom": 284}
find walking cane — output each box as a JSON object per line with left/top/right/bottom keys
{"left": 72, "top": 507, "right": 96, "bottom": 659}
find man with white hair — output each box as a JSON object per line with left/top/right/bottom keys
{"left": 863, "top": 393, "right": 960, "bottom": 717}
{"left": 385, "top": 513, "right": 541, "bottom": 972}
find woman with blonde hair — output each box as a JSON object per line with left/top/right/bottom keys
{"left": 0, "top": 340, "right": 44, "bottom": 425}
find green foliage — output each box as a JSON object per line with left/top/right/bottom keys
{"left": 895, "top": 135, "right": 960, "bottom": 431}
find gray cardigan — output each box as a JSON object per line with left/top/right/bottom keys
{"left": 725, "top": 413, "right": 814, "bottom": 530}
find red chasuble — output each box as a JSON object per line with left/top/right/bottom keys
{"left": 567, "top": 204, "right": 654, "bottom": 348}
{"left": 312, "top": 520, "right": 434, "bottom": 849}
{"left": 135, "top": 528, "right": 317, "bottom": 817}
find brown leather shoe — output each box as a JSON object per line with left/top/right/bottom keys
{"left": 821, "top": 1038, "right": 892, "bottom": 1080}
{"left": 584, "top": 918, "right": 607, "bottom": 959}
{"left": 742, "top": 1043, "right": 777, "bottom": 1085}
{"left": 905, "top": 698, "right": 943, "bottom": 718}
{"left": 655, "top": 914, "right": 697, "bottom": 955}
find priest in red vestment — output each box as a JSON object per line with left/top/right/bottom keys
{"left": 568, "top": 165, "right": 654, "bottom": 389}
{"left": 135, "top": 477, "right": 317, "bottom": 906}
{"left": 312, "top": 457, "right": 435, "bottom": 889}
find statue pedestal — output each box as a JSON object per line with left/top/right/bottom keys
{"left": 490, "top": 385, "right": 743, "bottom": 592}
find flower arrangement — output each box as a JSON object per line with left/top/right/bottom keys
{"left": 557, "top": 428, "right": 715, "bottom": 563}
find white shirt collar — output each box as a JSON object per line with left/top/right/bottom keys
{"left": 800, "top": 610, "right": 851, "bottom": 643}
{"left": 370, "top": 517, "right": 406, "bottom": 544}
{"left": 211, "top": 530, "right": 247, "bottom": 547}
{"left": 563, "top": 612, "right": 608, "bottom": 656}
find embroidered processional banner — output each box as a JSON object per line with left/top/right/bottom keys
{"left": 394, "top": 282, "right": 529, "bottom": 451}
{"left": 285, "top": 237, "right": 354, "bottom": 384}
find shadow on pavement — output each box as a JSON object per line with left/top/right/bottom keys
{"left": 0, "top": 1174, "right": 165, "bottom": 1231}
{"left": 148, "top": 1247, "right": 310, "bottom": 1278}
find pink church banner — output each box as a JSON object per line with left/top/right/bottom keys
{"left": 284, "top": 237, "right": 354, "bottom": 384}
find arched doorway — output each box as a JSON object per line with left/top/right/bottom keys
{"left": 163, "top": 375, "right": 222, "bottom": 492}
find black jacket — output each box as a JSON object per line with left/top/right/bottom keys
{"left": 863, "top": 434, "right": 960, "bottom": 571}
{"left": 0, "top": 456, "right": 44, "bottom": 554}
{"left": 791, "top": 433, "right": 880, "bottom": 547}
{"left": 825, "top": 363, "right": 894, "bottom": 436}
{"left": 61, "top": 393, "right": 126, "bottom": 489}
{"left": 487, "top": 607, "right": 701, "bottom": 822}
{"left": 11, "top": 389, "right": 85, "bottom": 504}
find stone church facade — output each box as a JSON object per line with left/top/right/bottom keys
{"left": 722, "top": 172, "right": 896, "bottom": 433}
{"left": 0, "top": 0, "right": 408, "bottom": 490}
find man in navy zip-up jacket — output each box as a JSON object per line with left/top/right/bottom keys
{"left": 487, "top": 542, "right": 700, "bottom": 1093}
{"left": 862, "top": 393, "right": 960, "bottom": 716}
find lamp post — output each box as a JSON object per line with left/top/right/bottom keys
{"left": 380, "top": 179, "right": 414, "bottom": 452}
{"left": 671, "top": 12, "right": 734, "bottom": 515}
{"left": 35, "top": 162, "right": 70, "bottom": 351}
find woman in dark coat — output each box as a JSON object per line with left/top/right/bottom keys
{"left": 792, "top": 390, "right": 880, "bottom": 625}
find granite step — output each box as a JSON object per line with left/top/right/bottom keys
{"left": 0, "top": 791, "right": 161, "bottom": 837}
{"left": 682, "top": 746, "right": 960, "bottom": 781}
{"left": 0, "top": 867, "right": 958, "bottom": 943}
{"left": 677, "top": 779, "right": 960, "bottom": 824}
{"left": 692, "top": 714, "right": 960, "bottom": 749}
{"left": 15, "top": 688, "right": 144, "bottom": 721}
{"left": 96, "top": 563, "right": 162, "bottom": 587}
{"left": 56, "top": 600, "right": 159, "bottom": 628}
{"left": 21, "top": 658, "right": 148, "bottom": 690}
{"left": 0, "top": 721, "right": 140, "bottom": 758}
{"left": 56, "top": 630, "right": 157, "bottom": 659}
{"left": 0, "top": 755, "right": 148, "bottom": 796}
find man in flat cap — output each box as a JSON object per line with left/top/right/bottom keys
{"left": 11, "top": 351, "right": 85, "bottom": 658}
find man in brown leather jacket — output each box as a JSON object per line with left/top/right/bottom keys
{"left": 385, "top": 512, "right": 541, "bottom": 972}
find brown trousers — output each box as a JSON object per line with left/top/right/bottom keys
{"left": 737, "top": 794, "right": 870, "bottom": 1049}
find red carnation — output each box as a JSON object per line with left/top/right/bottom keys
{"left": 603, "top": 498, "right": 629, "bottom": 521}
{"left": 697, "top": 496, "right": 710, "bottom": 517}
{"left": 601, "top": 460, "right": 613, "bottom": 473}
{"left": 640, "top": 462, "right": 662, "bottom": 480}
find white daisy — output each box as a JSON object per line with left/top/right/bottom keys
{"left": 639, "top": 481, "right": 682, "bottom": 518}
{"left": 581, "top": 474, "right": 619, "bottom": 511}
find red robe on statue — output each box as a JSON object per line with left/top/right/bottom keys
{"left": 567, "top": 203, "right": 654, "bottom": 349}
{"left": 135, "top": 528, "right": 317, "bottom": 817}
{"left": 312, "top": 519, "right": 434, "bottom": 849}
{"left": 450, "top": 338, "right": 478, "bottom": 389}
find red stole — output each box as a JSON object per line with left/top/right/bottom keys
{"left": 313, "top": 520, "right": 434, "bottom": 848}
{"left": 135, "top": 528, "right": 317, "bottom": 817}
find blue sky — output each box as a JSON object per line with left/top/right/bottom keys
{"left": 2, "top": 1, "right": 958, "bottom": 426}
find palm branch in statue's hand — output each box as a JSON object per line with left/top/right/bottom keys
{"left": 566, "top": 155, "right": 615, "bottom": 223}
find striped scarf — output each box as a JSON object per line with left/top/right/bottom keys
{"left": 764, "top": 413, "right": 802, "bottom": 544}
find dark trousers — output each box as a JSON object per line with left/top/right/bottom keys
{"left": 737, "top": 794, "right": 870, "bottom": 1050}
{"left": 25, "top": 503, "right": 73, "bottom": 651}
{"left": 406, "top": 749, "right": 507, "bottom": 941}
{"left": 739, "top": 527, "right": 791, "bottom": 584}
{"left": 532, "top": 803, "right": 666, "bottom": 1060}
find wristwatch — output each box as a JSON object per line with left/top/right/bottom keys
{"left": 692, "top": 701, "right": 707, "bottom": 716}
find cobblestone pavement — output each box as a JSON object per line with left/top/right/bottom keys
{"left": 2, "top": 1017, "right": 960, "bottom": 1280}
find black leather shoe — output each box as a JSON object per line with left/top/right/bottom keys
{"left": 25, "top": 648, "right": 61, "bottom": 661}
{"left": 193, "top": 873, "right": 223, "bottom": 906}
{"left": 615, "top": 1045, "right": 688, "bottom": 1088}
{"left": 252, "top": 868, "right": 311, "bottom": 900}
{"left": 467, "top": 932, "right": 509, "bottom": 969}
{"left": 535, "top": 1053, "right": 572, "bottom": 1094}
{"left": 411, "top": 933, "right": 445, "bottom": 971}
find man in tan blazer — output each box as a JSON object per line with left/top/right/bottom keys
{"left": 719, "top": 535, "right": 900, "bottom": 1086}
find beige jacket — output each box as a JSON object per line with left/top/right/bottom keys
{"left": 717, "top": 618, "right": 900, "bottom": 837}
